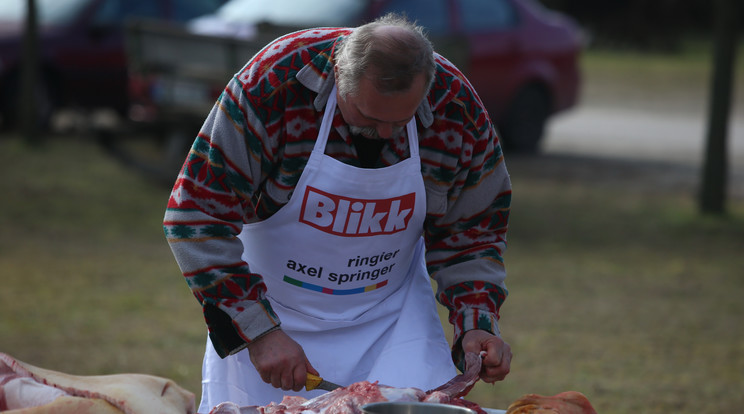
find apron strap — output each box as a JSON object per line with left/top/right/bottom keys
{"left": 406, "top": 117, "right": 419, "bottom": 157}
{"left": 313, "top": 85, "right": 338, "bottom": 154}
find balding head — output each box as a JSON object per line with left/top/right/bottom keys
{"left": 334, "top": 13, "right": 435, "bottom": 98}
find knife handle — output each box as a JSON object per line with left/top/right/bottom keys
{"left": 305, "top": 373, "right": 323, "bottom": 391}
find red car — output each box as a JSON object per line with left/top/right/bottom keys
{"left": 0, "top": 0, "right": 225, "bottom": 130}
{"left": 180, "top": 0, "right": 583, "bottom": 152}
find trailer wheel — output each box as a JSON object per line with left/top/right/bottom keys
{"left": 96, "top": 123, "right": 196, "bottom": 187}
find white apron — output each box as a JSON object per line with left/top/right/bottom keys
{"left": 198, "top": 86, "right": 456, "bottom": 412}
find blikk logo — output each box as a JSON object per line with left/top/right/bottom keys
{"left": 300, "top": 186, "right": 415, "bottom": 236}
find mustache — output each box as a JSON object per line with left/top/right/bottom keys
{"left": 349, "top": 125, "right": 403, "bottom": 140}
{"left": 350, "top": 125, "right": 379, "bottom": 139}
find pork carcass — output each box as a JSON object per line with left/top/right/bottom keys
{"left": 504, "top": 391, "right": 597, "bottom": 414}
{"left": 208, "top": 352, "right": 486, "bottom": 414}
{"left": 0, "top": 352, "right": 195, "bottom": 414}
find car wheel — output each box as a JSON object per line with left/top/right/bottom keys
{"left": 0, "top": 75, "right": 19, "bottom": 131}
{"left": 499, "top": 84, "right": 550, "bottom": 154}
{"left": 0, "top": 71, "right": 56, "bottom": 131}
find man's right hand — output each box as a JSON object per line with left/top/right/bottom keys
{"left": 246, "top": 329, "right": 318, "bottom": 391}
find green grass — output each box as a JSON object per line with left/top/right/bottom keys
{"left": 1, "top": 44, "right": 743, "bottom": 413}
{"left": 464, "top": 167, "right": 744, "bottom": 413}
{"left": 0, "top": 136, "right": 206, "bottom": 390}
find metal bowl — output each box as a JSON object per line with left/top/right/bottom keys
{"left": 362, "top": 402, "right": 477, "bottom": 414}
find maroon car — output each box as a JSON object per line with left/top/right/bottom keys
{"left": 0, "top": 0, "right": 225, "bottom": 130}
{"left": 179, "top": 0, "right": 583, "bottom": 152}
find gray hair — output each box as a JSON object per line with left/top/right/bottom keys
{"left": 335, "top": 13, "right": 435, "bottom": 98}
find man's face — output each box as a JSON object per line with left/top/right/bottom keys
{"left": 336, "top": 73, "right": 427, "bottom": 140}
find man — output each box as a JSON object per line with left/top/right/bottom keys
{"left": 164, "top": 13, "right": 512, "bottom": 412}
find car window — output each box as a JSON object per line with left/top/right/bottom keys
{"left": 457, "top": 0, "right": 517, "bottom": 33}
{"left": 91, "top": 0, "right": 162, "bottom": 26}
{"left": 172, "top": 0, "right": 225, "bottom": 21}
{"left": 0, "top": 0, "right": 92, "bottom": 25}
{"left": 378, "top": 0, "right": 449, "bottom": 35}
{"left": 212, "top": 0, "right": 365, "bottom": 27}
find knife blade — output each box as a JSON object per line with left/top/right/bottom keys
{"left": 305, "top": 373, "right": 342, "bottom": 391}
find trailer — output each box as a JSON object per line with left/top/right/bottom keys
{"left": 98, "top": 19, "right": 298, "bottom": 185}
{"left": 124, "top": 18, "right": 297, "bottom": 122}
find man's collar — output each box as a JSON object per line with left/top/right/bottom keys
{"left": 295, "top": 58, "right": 434, "bottom": 128}
{"left": 296, "top": 63, "right": 336, "bottom": 112}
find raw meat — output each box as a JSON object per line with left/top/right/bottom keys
{"left": 207, "top": 352, "right": 486, "bottom": 414}
{"left": 504, "top": 391, "right": 597, "bottom": 414}
{"left": 0, "top": 352, "right": 195, "bottom": 414}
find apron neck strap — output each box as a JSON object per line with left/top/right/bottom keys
{"left": 313, "top": 85, "right": 338, "bottom": 153}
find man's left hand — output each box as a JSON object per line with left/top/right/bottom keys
{"left": 461, "top": 329, "right": 512, "bottom": 383}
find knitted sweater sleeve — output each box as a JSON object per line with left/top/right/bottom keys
{"left": 163, "top": 73, "right": 281, "bottom": 358}
{"left": 422, "top": 58, "right": 511, "bottom": 371}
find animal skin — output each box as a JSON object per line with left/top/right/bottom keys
{"left": 0, "top": 352, "right": 195, "bottom": 414}
{"left": 504, "top": 391, "right": 598, "bottom": 414}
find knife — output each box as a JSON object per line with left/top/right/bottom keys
{"left": 305, "top": 373, "right": 342, "bottom": 391}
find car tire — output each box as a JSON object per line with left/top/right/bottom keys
{"left": 0, "top": 71, "right": 56, "bottom": 132}
{"left": 499, "top": 84, "right": 550, "bottom": 154}
{"left": 0, "top": 75, "right": 19, "bottom": 131}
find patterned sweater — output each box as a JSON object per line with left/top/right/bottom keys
{"left": 164, "top": 27, "right": 511, "bottom": 370}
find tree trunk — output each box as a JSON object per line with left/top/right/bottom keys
{"left": 699, "top": 0, "right": 739, "bottom": 214}
{"left": 20, "top": 0, "right": 40, "bottom": 145}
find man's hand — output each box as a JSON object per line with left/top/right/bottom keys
{"left": 461, "top": 329, "right": 512, "bottom": 383}
{"left": 246, "top": 329, "right": 318, "bottom": 391}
